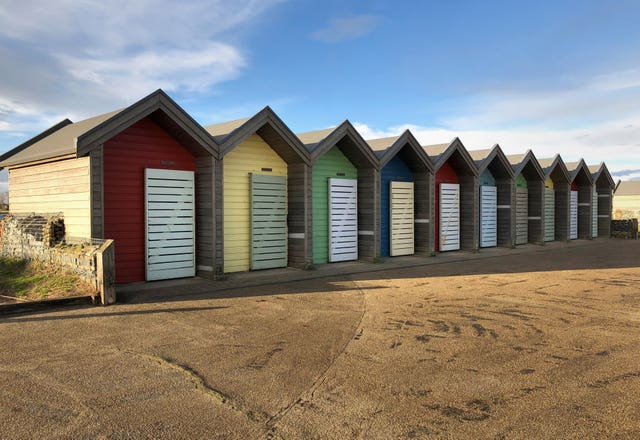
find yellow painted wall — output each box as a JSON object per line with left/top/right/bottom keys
{"left": 223, "top": 134, "right": 287, "bottom": 272}
{"left": 9, "top": 157, "right": 91, "bottom": 238}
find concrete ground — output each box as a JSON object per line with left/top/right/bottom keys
{"left": 0, "top": 239, "right": 639, "bottom": 439}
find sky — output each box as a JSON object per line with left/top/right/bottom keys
{"left": 1, "top": 0, "right": 640, "bottom": 192}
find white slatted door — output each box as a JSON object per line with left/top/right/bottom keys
{"left": 390, "top": 181, "right": 414, "bottom": 256}
{"left": 479, "top": 186, "right": 497, "bottom": 248}
{"left": 592, "top": 191, "right": 598, "bottom": 238}
{"left": 250, "top": 174, "right": 287, "bottom": 270}
{"left": 544, "top": 189, "right": 555, "bottom": 242}
{"left": 145, "top": 169, "right": 195, "bottom": 281}
{"left": 515, "top": 188, "right": 528, "bottom": 245}
{"left": 570, "top": 190, "right": 578, "bottom": 239}
{"left": 329, "top": 178, "right": 358, "bottom": 262}
{"left": 439, "top": 183, "right": 460, "bottom": 251}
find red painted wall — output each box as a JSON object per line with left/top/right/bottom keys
{"left": 434, "top": 161, "right": 459, "bottom": 251}
{"left": 103, "top": 117, "right": 196, "bottom": 283}
{"left": 571, "top": 181, "right": 577, "bottom": 190}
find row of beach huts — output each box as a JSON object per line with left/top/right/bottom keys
{"left": 0, "top": 90, "right": 616, "bottom": 283}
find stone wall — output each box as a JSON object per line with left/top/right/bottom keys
{"left": 611, "top": 219, "right": 638, "bottom": 239}
{"left": 0, "top": 214, "right": 101, "bottom": 286}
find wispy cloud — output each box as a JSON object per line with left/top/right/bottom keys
{"left": 0, "top": 0, "right": 283, "bottom": 134}
{"left": 311, "top": 15, "right": 379, "bottom": 43}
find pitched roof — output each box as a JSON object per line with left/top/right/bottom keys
{"left": 615, "top": 181, "right": 640, "bottom": 195}
{"left": 205, "top": 117, "right": 252, "bottom": 142}
{"left": 296, "top": 128, "right": 335, "bottom": 151}
{"left": 538, "top": 155, "right": 570, "bottom": 182}
{"left": 588, "top": 162, "right": 616, "bottom": 189}
{"left": 367, "top": 135, "right": 402, "bottom": 157}
{"left": 0, "top": 89, "right": 219, "bottom": 167}
{"left": 422, "top": 138, "right": 478, "bottom": 176}
{"left": 564, "top": 159, "right": 593, "bottom": 184}
{"left": 467, "top": 145, "right": 514, "bottom": 178}
{"left": 298, "top": 121, "right": 378, "bottom": 169}
{"left": 204, "top": 107, "right": 309, "bottom": 164}
{"left": 0, "top": 110, "right": 121, "bottom": 167}
{"left": 506, "top": 150, "right": 544, "bottom": 180}
{"left": 367, "top": 130, "right": 433, "bottom": 172}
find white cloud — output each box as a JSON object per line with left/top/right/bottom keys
{"left": 355, "top": 115, "right": 640, "bottom": 176}
{"left": 0, "top": 0, "right": 283, "bottom": 135}
{"left": 311, "top": 15, "right": 379, "bottom": 43}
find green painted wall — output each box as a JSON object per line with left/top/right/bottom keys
{"left": 312, "top": 147, "right": 358, "bottom": 264}
{"left": 515, "top": 173, "right": 528, "bottom": 188}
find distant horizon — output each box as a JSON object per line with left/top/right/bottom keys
{"left": 2, "top": 0, "right": 639, "bottom": 190}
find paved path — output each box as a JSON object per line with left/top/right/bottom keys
{"left": 1, "top": 239, "right": 639, "bottom": 439}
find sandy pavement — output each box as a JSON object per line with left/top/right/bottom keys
{"left": 1, "top": 239, "right": 639, "bottom": 439}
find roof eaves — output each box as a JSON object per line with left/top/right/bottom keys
{"left": 0, "top": 118, "right": 73, "bottom": 168}
{"left": 76, "top": 89, "right": 219, "bottom": 159}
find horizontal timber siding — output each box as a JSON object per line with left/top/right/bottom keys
{"left": 9, "top": 157, "right": 91, "bottom": 239}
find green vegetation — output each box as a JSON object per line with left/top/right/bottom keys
{"left": 0, "top": 256, "right": 95, "bottom": 300}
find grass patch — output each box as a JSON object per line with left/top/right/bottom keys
{"left": 0, "top": 256, "right": 96, "bottom": 301}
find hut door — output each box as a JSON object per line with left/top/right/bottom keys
{"left": 250, "top": 174, "right": 288, "bottom": 270}
{"left": 390, "top": 181, "right": 414, "bottom": 256}
{"left": 439, "top": 183, "right": 460, "bottom": 251}
{"left": 592, "top": 191, "right": 598, "bottom": 238}
{"left": 145, "top": 168, "right": 195, "bottom": 281}
{"left": 328, "top": 178, "right": 358, "bottom": 262}
{"left": 515, "top": 188, "right": 528, "bottom": 245}
{"left": 479, "top": 186, "right": 497, "bottom": 247}
{"left": 570, "top": 190, "right": 578, "bottom": 239}
{"left": 544, "top": 189, "right": 555, "bottom": 242}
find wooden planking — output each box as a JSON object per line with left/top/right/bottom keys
{"left": 9, "top": 157, "right": 91, "bottom": 239}
{"left": 312, "top": 147, "right": 358, "bottom": 265}
{"left": 356, "top": 167, "right": 380, "bottom": 262}
{"left": 592, "top": 190, "right": 598, "bottom": 238}
{"left": 459, "top": 175, "right": 478, "bottom": 252}
{"left": 434, "top": 162, "right": 459, "bottom": 252}
{"left": 223, "top": 134, "right": 287, "bottom": 273}
{"left": 439, "top": 183, "right": 460, "bottom": 251}
{"left": 103, "top": 117, "right": 197, "bottom": 283}
{"left": 479, "top": 185, "right": 497, "bottom": 247}
{"left": 380, "top": 155, "right": 413, "bottom": 257}
{"left": 527, "top": 180, "right": 544, "bottom": 244}
{"left": 577, "top": 185, "right": 592, "bottom": 239}
{"left": 515, "top": 188, "right": 528, "bottom": 245}
{"left": 145, "top": 169, "right": 195, "bottom": 281}
{"left": 329, "top": 178, "right": 358, "bottom": 262}
{"left": 570, "top": 190, "right": 578, "bottom": 239}
{"left": 554, "top": 183, "right": 570, "bottom": 242}
{"left": 544, "top": 188, "right": 555, "bottom": 241}
{"left": 250, "top": 174, "right": 288, "bottom": 270}
{"left": 286, "top": 163, "right": 311, "bottom": 268}
{"left": 496, "top": 178, "right": 514, "bottom": 248}
{"left": 89, "top": 145, "right": 104, "bottom": 238}
{"left": 195, "top": 155, "right": 215, "bottom": 275}
{"left": 390, "top": 181, "right": 414, "bottom": 256}
{"left": 413, "top": 171, "right": 433, "bottom": 255}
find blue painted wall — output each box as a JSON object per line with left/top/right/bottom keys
{"left": 380, "top": 155, "right": 414, "bottom": 257}
{"left": 479, "top": 168, "right": 496, "bottom": 186}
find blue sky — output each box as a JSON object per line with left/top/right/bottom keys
{"left": 1, "top": 0, "right": 640, "bottom": 191}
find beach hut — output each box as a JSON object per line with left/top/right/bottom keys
{"left": 205, "top": 107, "right": 311, "bottom": 273}
{"left": 0, "top": 90, "right": 219, "bottom": 283}
{"left": 588, "top": 163, "right": 616, "bottom": 237}
{"left": 538, "top": 155, "right": 571, "bottom": 242}
{"left": 468, "top": 145, "right": 515, "bottom": 248}
{"left": 367, "top": 130, "right": 434, "bottom": 257}
{"left": 565, "top": 160, "right": 594, "bottom": 240}
{"left": 298, "top": 122, "right": 379, "bottom": 264}
{"left": 506, "top": 150, "right": 545, "bottom": 245}
{"left": 423, "top": 138, "right": 479, "bottom": 252}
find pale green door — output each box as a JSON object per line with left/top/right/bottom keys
{"left": 250, "top": 174, "right": 287, "bottom": 270}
